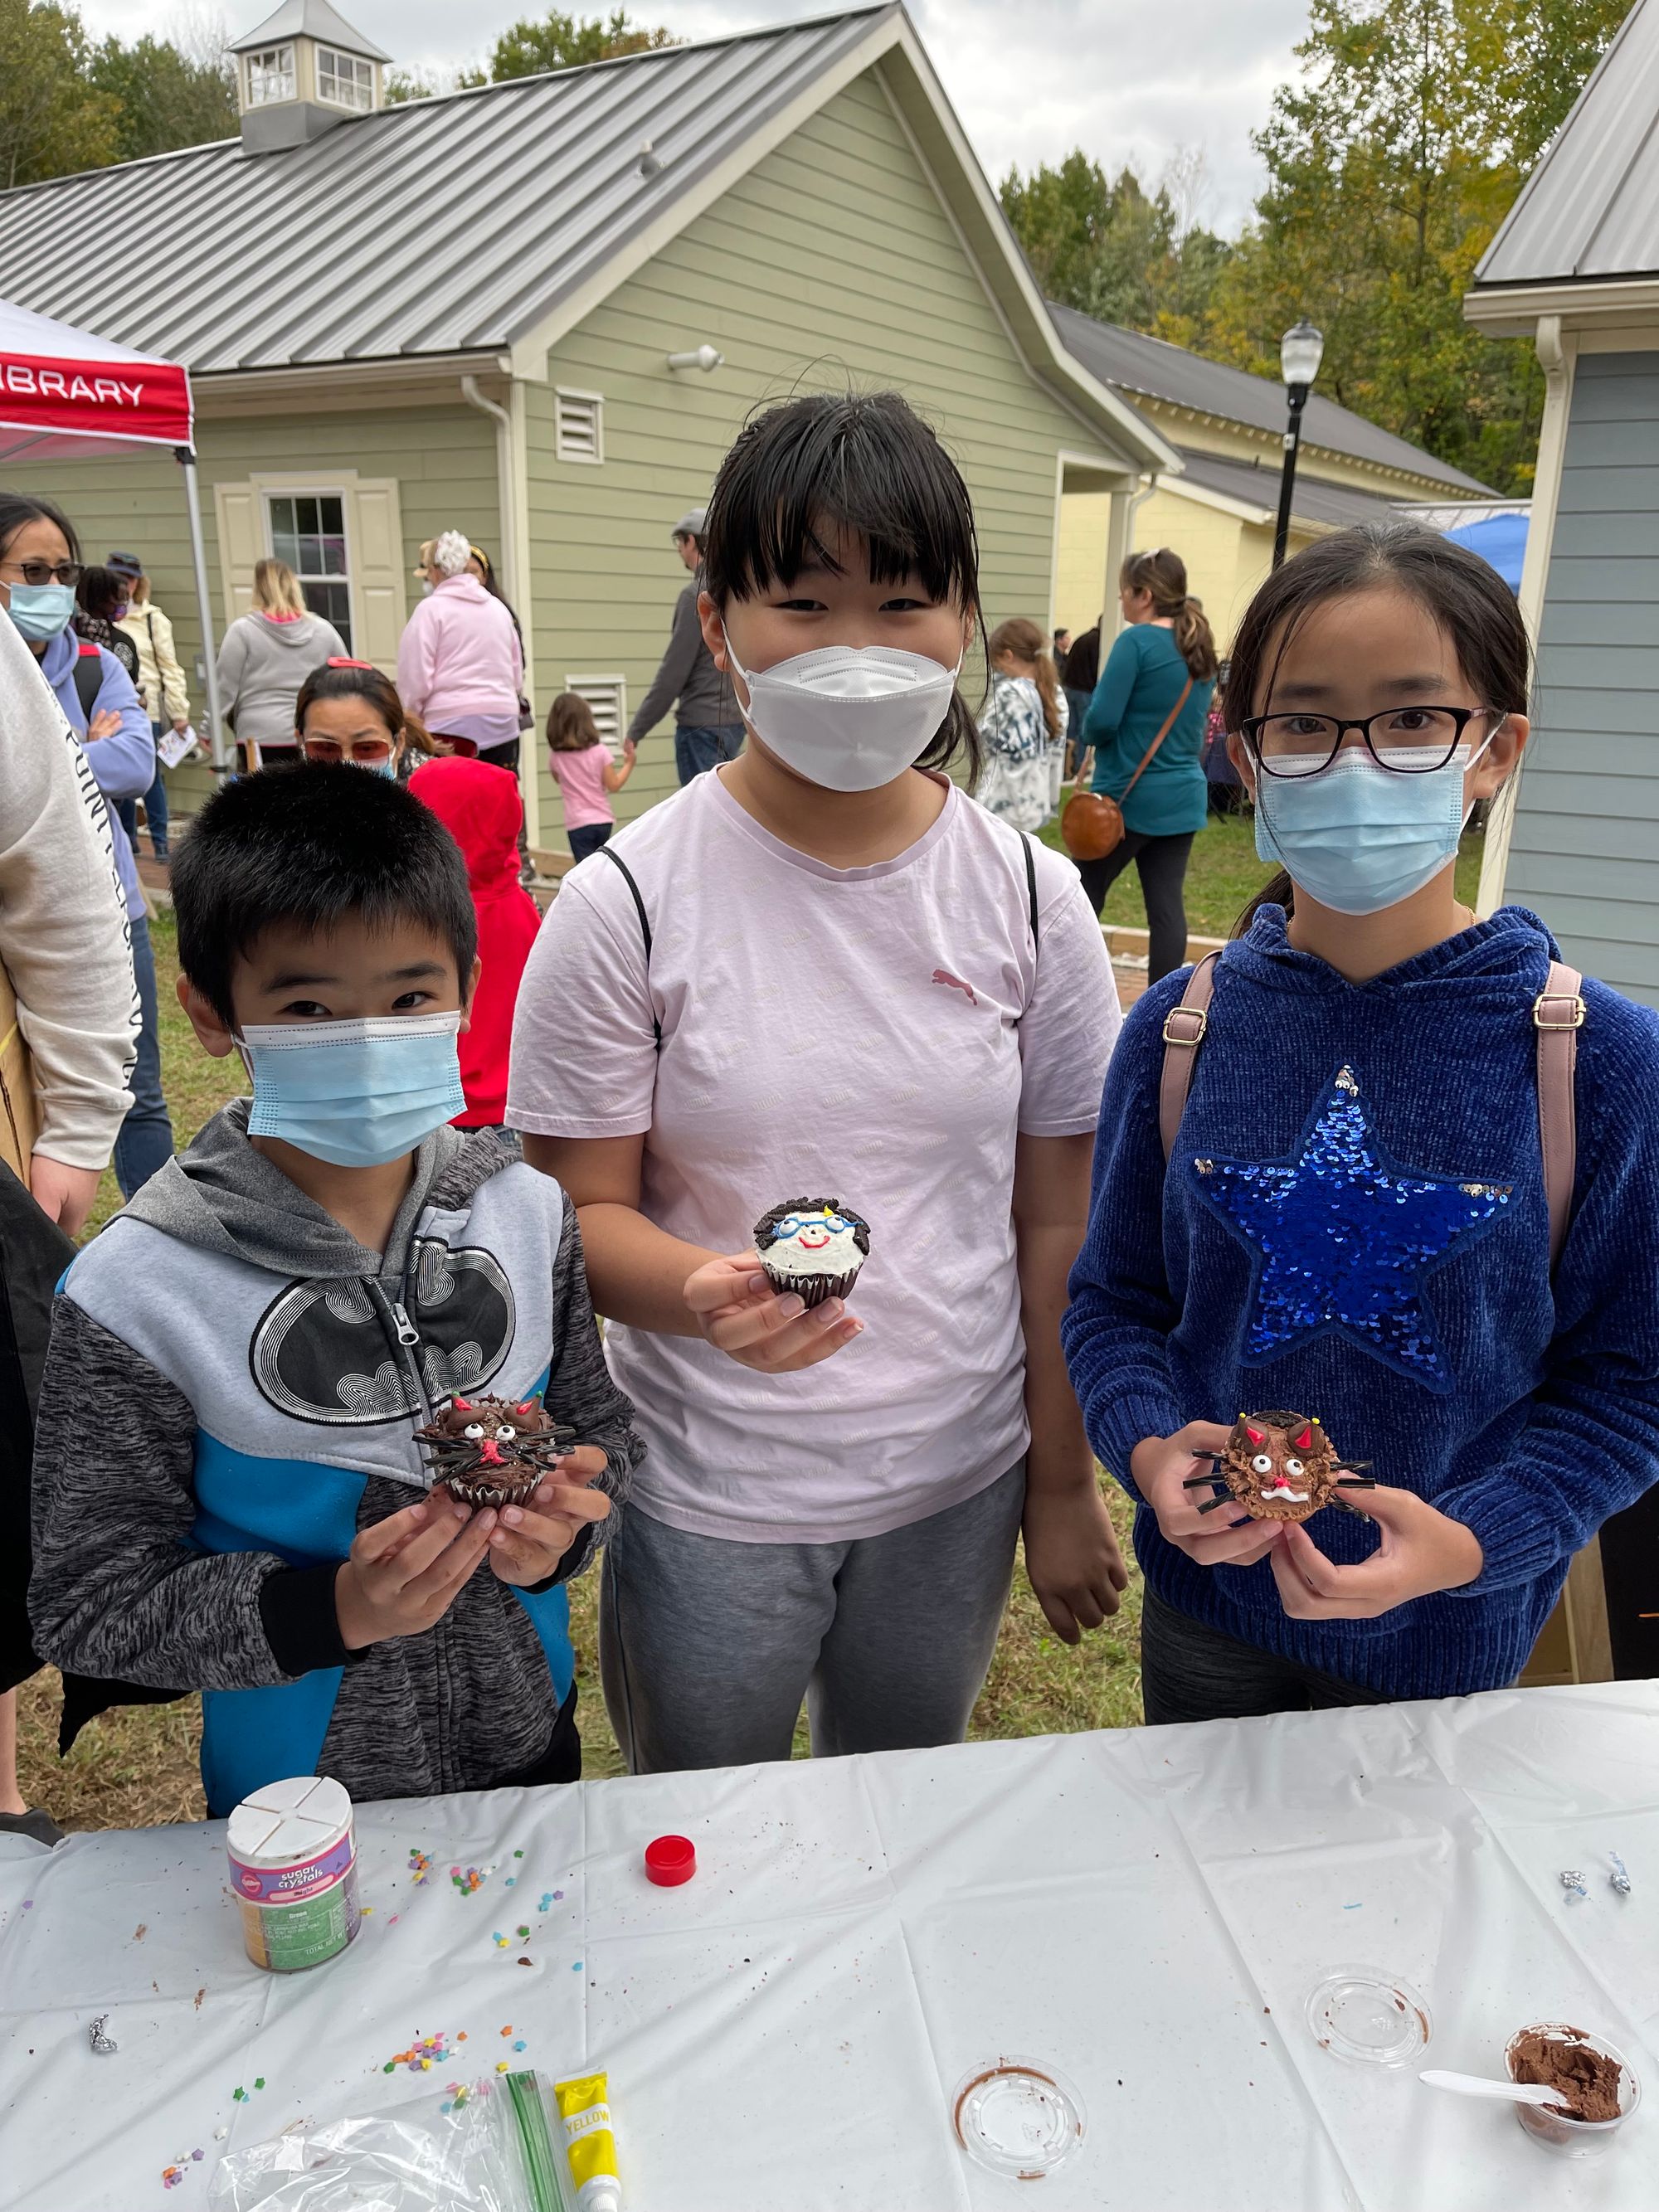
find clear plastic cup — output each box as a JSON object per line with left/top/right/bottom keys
{"left": 1504, "top": 2021, "right": 1642, "bottom": 2157}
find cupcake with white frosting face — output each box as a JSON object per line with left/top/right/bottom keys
{"left": 753, "top": 1196, "right": 871, "bottom": 1308}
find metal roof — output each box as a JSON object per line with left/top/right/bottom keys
{"left": 0, "top": 8, "right": 896, "bottom": 372}
{"left": 1048, "top": 301, "right": 1491, "bottom": 494}
{"left": 1174, "top": 448, "right": 1413, "bottom": 531}
{"left": 229, "top": 0, "right": 392, "bottom": 62}
{"left": 1475, "top": 0, "right": 1659, "bottom": 287}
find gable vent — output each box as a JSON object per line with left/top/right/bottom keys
{"left": 555, "top": 389, "right": 604, "bottom": 464}
{"left": 564, "top": 673, "right": 627, "bottom": 744}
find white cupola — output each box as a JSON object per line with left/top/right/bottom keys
{"left": 229, "top": 0, "right": 392, "bottom": 153}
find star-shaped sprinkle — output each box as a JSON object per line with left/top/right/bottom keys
{"left": 1193, "top": 1064, "right": 1511, "bottom": 1388}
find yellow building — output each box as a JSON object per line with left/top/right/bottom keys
{"left": 1049, "top": 305, "right": 1492, "bottom": 654}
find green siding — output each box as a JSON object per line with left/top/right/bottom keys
{"left": 524, "top": 66, "right": 1114, "bottom": 831}
{"left": 3, "top": 406, "right": 499, "bottom": 816}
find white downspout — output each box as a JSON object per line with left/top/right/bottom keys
{"left": 1107, "top": 474, "right": 1160, "bottom": 636}
{"left": 1477, "top": 315, "right": 1572, "bottom": 918}
{"left": 460, "top": 372, "right": 540, "bottom": 848}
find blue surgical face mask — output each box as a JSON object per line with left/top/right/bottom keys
{"left": 238, "top": 1011, "right": 465, "bottom": 1167}
{"left": 1252, "top": 733, "right": 1498, "bottom": 916}
{"left": 6, "top": 581, "right": 78, "bottom": 643}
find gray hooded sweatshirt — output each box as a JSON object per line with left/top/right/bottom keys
{"left": 30, "top": 1104, "right": 641, "bottom": 1814}
{"left": 216, "top": 610, "right": 348, "bottom": 748}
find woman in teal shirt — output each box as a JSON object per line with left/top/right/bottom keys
{"left": 1078, "top": 547, "right": 1218, "bottom": 979}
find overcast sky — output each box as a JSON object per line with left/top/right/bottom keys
{"left": 74, "top": 0, "right": 1312, "bottom": 234}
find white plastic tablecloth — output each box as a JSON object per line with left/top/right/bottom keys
{"left": 2, "top": 1683, "right": 1655, "bottom": 2211}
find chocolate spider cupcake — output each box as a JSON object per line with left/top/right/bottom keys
{"left": 1204, "top": 1410, "right": 1374, "bottom": 1524}
{"left": 416, "top": 1393, "right": 577, "bottom": 1511}
{"left": 752, "top": 1197, "right": 871, "bottom": 1309}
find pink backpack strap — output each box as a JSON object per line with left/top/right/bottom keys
{"left": 1158, "top": 950, "right": 1219, "bottom": 1159}
{"left": 1535, "top": 959, "right": 1584, "bottom": 1272}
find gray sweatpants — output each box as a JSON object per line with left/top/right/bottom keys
{"left": 600, "top": 1460, "right": 1027, "bottom": 1772}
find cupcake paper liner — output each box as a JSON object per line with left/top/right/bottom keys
{"left": 761, "top": 1262, "right": 863, "bottom": 1309}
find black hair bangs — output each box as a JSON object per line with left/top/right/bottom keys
{"left": 703, "top": 391, "right": 980, "bottom": 612}
{"left": 173, "top": 761, "right": 477, "bottom": 1028}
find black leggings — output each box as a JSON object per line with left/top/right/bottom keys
{"left": 1138, "top": 1586, "right": 1385, "bottom": 1725}
{"left": 1076, "top": 830, "right": 1195, "bottom": 983}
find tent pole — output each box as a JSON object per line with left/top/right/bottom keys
{"left": 175, "top": 446, "right": 226, "bottom": 774}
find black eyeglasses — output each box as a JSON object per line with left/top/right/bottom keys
{"left": 1238, "top": 704, "right": 1501, "bottom": 778}
{"left": 2, "top": 558, "right": 83, "bottom": 587}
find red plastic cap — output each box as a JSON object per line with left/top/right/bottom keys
{"left": 645, "top": 1835, "right": 696, "bottom": 1887}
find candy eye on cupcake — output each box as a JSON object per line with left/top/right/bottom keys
{"left": 752, "top": 1194, "right": 872, "bottom": 1310}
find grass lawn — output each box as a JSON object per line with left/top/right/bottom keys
{"left": 21, "top": 910, "right": 1144, "bottom": 1826}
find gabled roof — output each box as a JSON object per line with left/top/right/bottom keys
{"left": 1474, "top": 0, "right": 1659, "bottom": 288}
{"left": 0, "top": 6, "right": 1173, "bottom": 470}
{"left": 1048, "top": 301, "right": 1491, "bottom": 494}
{"left": 229, "top": 0, "right": 392, "bottom": 62}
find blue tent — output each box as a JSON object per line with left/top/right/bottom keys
{"left": 1443, "top": 511, "right": 1528, "bottom": 592}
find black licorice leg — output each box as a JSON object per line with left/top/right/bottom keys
{"left": 1194, "top": 1493, "right": 1239, "bottom": 1515}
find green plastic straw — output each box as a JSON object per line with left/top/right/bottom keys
{"left": 508, "top": 2070, "right": 572, "bottom": 2212}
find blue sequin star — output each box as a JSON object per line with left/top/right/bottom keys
{"left": 1191, "top": 1064, "right": 1512, "bottom": 1390}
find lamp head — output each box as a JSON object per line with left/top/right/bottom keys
{"left": 1281, "top": 318, "right": 1324, "bottom": 391}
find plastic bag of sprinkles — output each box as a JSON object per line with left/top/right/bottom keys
{"left": 207, "top": 2070, "right": 568, "bottom": 2212}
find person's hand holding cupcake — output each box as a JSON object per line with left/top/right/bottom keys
{"left": 683, "top": 1197, "right": 870, "bottom": 1374}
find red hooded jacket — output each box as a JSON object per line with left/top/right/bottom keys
{"left": 409, "top": 756, "right": 542, "bottom": 1127}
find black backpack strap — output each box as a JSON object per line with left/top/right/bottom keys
{"left": 1021, "top": 831, "right": 1039, "bottom": 954}
{"left": 599, "top": 845, "right": 662, "bottom": 1049}
{"left": 71, "top": 643, "right": 104, "bottom": 725}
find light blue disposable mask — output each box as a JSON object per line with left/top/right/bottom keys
{"left": 1253, "top": 735, "right": 1496, "bottom": 916}
{"left": 238, "top": 1011, "right": 465, "bottom": 1167}
{"left": 6, "top": 581, "right": 78, "bottom": 643}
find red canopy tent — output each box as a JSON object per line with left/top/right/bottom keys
{"left": 0, "top": 297, "right": 225, "bottom": 766}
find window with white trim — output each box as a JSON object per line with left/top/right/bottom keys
{"left": 246, "top": 45, "right": 296, "bottom": 105}
{"left": 555, "top": 390, "right": 604, "bottom": 465}
{"left": 564, "top": 674, "right": 627, "bottom": 745}
{"left": 266, "top": 492, "right": 353, "bottom": 651}
{"left": 316, "top": 46, "right": 374, "bottom": 111}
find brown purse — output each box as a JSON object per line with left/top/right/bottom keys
{"left": 1061, "top": 675, "right": 1194, "bottom": 862}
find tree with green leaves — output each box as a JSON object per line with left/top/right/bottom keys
{"left": 88, "top": 34, "right": 236, "bottom": 164}
{"left": 460, "top": 8, "right": 678, "bottom": 86}
{"left": 0, "top": 0, "right": 119, "bottom": 189}
{"left": 1000, "top": 153, "right": 1233, "bottom": 345}
{"left": 1208, "top": 0, "right": 1628, "bottom": 491}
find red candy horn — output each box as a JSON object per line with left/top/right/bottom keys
{"left": 1295, "top": 1425, "right": 1314, "bottom": 1450}
{"left": 1245, "top": 1424, "right": 1265, "bottom": 1446}
{"left": 454, "top": 1396, "right": 471, "bottom": 1412}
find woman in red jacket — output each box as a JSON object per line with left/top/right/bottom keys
{"left": 408, "top": 754, "right": 542, "bottom": 1127}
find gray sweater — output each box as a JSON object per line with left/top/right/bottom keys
{"left": 216, "top": 610, "right": 348, "bottom": 749}
{"left": 30, "top": 1106, "right": 642, "bottom": 1811}
{"left": 627, "top": 583, "right": 738, "bottom": 740}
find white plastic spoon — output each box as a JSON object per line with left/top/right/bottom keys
{"left": 1418, "top": 2068, "right": 1560, "bottom": 2108}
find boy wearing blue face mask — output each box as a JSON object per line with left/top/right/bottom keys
{"left": 29, "top": 765, "right": 641, "bottom": 1814}
{"left": 1064, "top": 523, "right": 1659, "bottom": 1722}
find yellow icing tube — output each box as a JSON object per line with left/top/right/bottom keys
{"left": 553, "top": 2071, "right": 623, "bottom": 2212}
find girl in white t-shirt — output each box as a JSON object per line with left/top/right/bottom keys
{"left": 508, "top": 391, "right": 1127, "bottom": 1772}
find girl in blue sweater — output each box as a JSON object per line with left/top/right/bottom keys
{"left": 1063, "top": 523, "right": 1659, "bottom": 1719}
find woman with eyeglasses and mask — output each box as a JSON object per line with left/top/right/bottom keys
{"left": 1064, "top": 522, "right": 1659, "bottom": 1727}
{"left": 294, "top": 659, "right": 449, "bottom": 781}
{"left": 1075, "top": 547, "right": 1218, "bottom": 980}
{"left": 0, "top": 493, "right": 173, "bottom": 1198}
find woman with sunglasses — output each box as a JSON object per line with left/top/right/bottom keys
{"left": 294, "top": 657, "right": 441, "bottom": 779}
{"left": 0, "top": 494, "right": 172, "bottom": 1199}
{"left": 1064, "top": 522, "right": 1659, "bottom": 1723}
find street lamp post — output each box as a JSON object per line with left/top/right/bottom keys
{"left": 1272, "top": 318, "right": 1325, "bottom": 570}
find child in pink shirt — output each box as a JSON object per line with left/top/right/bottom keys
{"left": 547, "top": 692, "right": 637, "bottom": 863}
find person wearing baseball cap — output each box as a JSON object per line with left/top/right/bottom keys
{"left": 625, "top": 506, "right": 742, "bottom": 784}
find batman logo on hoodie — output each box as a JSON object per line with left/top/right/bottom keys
{"left": 250, "top": 1237, "right": 515, "bottom": 1426}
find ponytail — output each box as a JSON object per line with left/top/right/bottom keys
{"left": 987, "top": 615, "right": 1062, "bottom": 740}
{"left": 1119, "top": 547, "right": 1219, "bottom": 682}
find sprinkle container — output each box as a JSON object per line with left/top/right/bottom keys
{"left": 226, "top": 1776, "right": 361, "bottom": 1972}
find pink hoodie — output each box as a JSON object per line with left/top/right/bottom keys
{"left": 396, "top": 574, "right": 523, "bottom": 731}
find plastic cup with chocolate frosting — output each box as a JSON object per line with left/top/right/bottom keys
{"left": 1505, "top": 2021, "right": 1641, "bottom": 2156}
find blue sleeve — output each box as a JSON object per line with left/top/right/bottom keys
{"left": 85, "top": 651, "right": 157, "bottom": 805}
{"left": 1082, "top": 628, "right": 1142, "bottom": 751}
{"left": 1438, "top": 989, "right": 1659, "bottom": 1591}
{"left": 1060, "top": 975, "right": 1190, "bottom": 1495}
